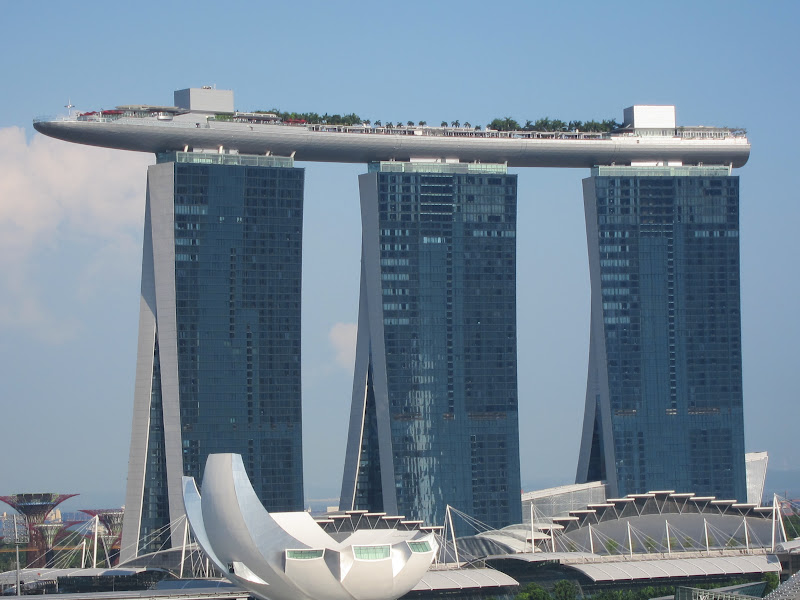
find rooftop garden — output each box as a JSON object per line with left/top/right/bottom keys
{"left": 252, "top": 109, "right": 623, "bottom": 132}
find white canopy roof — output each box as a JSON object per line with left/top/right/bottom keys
{"left": 412, "top": 567, "right": 517, "bottom": 591}
{"left": 569, "top": 554, "right": 781, "bottom": 582}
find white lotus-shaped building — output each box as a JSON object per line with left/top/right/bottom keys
{"left": 182, "top": 454, "right": 438, "bottom": 600}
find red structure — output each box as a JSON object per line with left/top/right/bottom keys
{"left": 80, "top": 508, "right": 124, "bottom": 566}
{"left": 0, "top": 493, "right": 77, "bottom": 568}
{"left": 36, "top": 522, "right": 65, "bottom": 567}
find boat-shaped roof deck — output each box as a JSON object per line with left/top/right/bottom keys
{"left": 34, "top": 102, "right": 750, "bottom": 169}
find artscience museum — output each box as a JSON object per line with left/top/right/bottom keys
{"left": 182, "top": 454, "right": 439, "bottom": 600}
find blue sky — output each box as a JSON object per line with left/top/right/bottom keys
{"left": 0, "top": 0, "right": 798, "bottom": 512}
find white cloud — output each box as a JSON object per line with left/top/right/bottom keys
{"left": 0, "top": 127, "right": 152, "bottom": 343}
{"left": 328, "top": 322, "right": 357, "bottom": 371}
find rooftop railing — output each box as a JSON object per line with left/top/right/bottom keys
{"left": 371, "top": 161, "right": 508, "bottom": 174}
{"left": 158, "top": 151, "right": 294, "bottom": 168}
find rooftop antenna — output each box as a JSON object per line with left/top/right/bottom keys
{"left": 65, "top": 99, "right": 75, "bottom": 117}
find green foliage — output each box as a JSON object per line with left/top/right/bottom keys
{"left": 553, "top": 580, "right": 578, "bottom": 600}
{"left": 668, "top": 536, "right": 678, "bottom": 550}
{"left": 586, "top": 585, "right": 675, "bottom": 600}
{"left": 0, "top": 550, "right": 18, "bottom": 572}
{"left": 512, "top": 580, "right": 686, "bottom": 600}
{"left": 604, "top": 539, "right": 620, "bottom": 554}
{"left": 219, "top": 106, "right": 622, "bottom": 133}
{"left": 784, "top": 514, "right": 800, "bottom": 539}
{"left": 488, "top": 117, "right": 521, "bottom": 131}
{"left": 489, "top": 116, "right": 620, "bottom": 132}
{"left": 764, "top": 572, "right": 779, "bottom": 593}
{"left": 256, "top": 109, "right": 365, "bottom": 126}
{"left": 517, "top": 583, "right": 552, "bottom": 600}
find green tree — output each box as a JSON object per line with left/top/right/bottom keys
{"left": 451, "top": 120, "right": 460, "bottom": 128}
{"left": 487, "top": 117, "right": 520, "bottom": 131}
{"left": 418, "top": 120, "right": 427, "bottom": 126}
{"left": 764, "top": 572, "right": 779, "bottom": 593}
{"left": 669, "top": 536, "right": 678, "bottom": 550}
{"left": 583, "top": 120, "right": 602, "bottom": 132}
{"left": 441, "top": 121, "right": 448, "bottom": 127}
{"left": 516, "top": 582, "right": 551, "bottom": 600}
{"left": 783, "top": 514, "right": 800, "bottom": 539}
{"left": 552, "top": 580, "right": 578, "bottom": 600}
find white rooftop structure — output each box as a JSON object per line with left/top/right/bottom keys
{"left": 569, "top": 554, "right": 781, "bottom": 582}
{"left": 522, "top": 480, "right": 607, "bottom": 522}
{"left": 174, "top": 87, "right": 234, "bottom": 114}
{"left": 411, "top": 567, "right": 517, "bottom": 592}
{"left": 183, "top": 454, "right": 438, "bottom": 600}
{"left": 624, "top": 105, "right": 677, "bottom": 130}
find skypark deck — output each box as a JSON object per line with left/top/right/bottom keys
{"left": 33, "top": 97, "right": 750, "bottom": 168}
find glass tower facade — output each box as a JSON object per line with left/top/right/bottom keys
{"left": 341, "top": 162, "right": 521, "bottom": 529}
{"left": 576, "top": 166, "right": 746, "bottom": 500}
{"left": 121, "top": 153, "right": 305, "bottom": 558}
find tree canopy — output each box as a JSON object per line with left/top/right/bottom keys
{"left": 248, "top": 108, "right": 622, "bottom": 133}
{"left": 510, "top": 575, "right": 775, "bottom": 600}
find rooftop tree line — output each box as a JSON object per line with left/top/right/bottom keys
{"left": 512, "top": 574, "right": 778, "bottom": 600}
{"left": 257, "top": 108, "right": 622, "bottom": 132}
{"left": 487, "top": 117, "right": 622, "bottom": 132}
